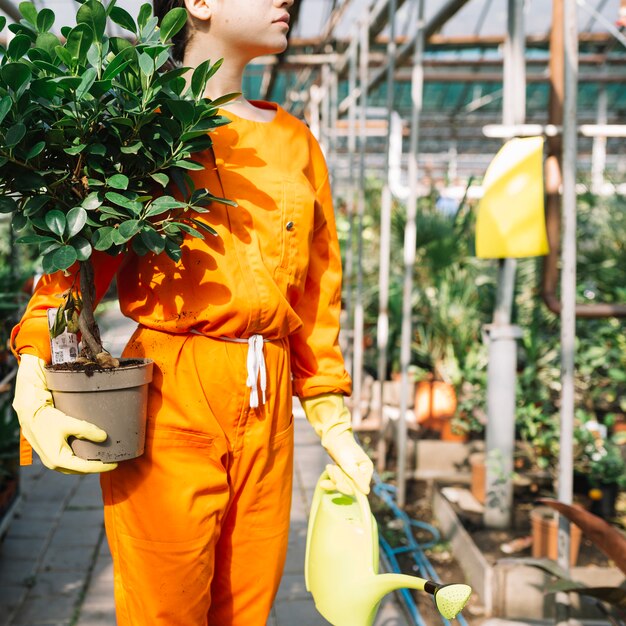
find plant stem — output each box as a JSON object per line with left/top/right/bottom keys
{"left": 77, "top": 260, "right": 103, "bottom": 359}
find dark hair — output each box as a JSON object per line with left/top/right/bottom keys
{"left": 153, "top": 0, "right": 189, "bottom": 63}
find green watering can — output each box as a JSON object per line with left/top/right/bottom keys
{"left": 305, "top": 470, "right": 472, "bottom": 625}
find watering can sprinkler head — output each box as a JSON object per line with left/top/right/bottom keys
{"left": 424, "top": 581, "right": 473, "bottom": 620}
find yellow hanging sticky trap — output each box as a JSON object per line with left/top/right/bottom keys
{"left": 476, "top": 136, "right": 549, "bottom": 258}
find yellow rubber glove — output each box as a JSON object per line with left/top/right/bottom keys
{"left": 13, "top": 354, "right": 118, "bottom": 475}
{"left": 301, "top": 393, "right": 373, "bottom": 495}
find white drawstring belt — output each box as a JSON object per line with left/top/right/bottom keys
{"left": 190, "top": 331, "right": 268, "bottom": 408}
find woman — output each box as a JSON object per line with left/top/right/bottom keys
{"left": 12, "top": 1, "right": 373, "bottom": 624}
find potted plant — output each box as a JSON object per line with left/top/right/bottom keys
{"left": 573, "top": 420, "right": 626, "bottom": 519}
{"left": 0, "top": 0, "right": 234, "bottom": 460}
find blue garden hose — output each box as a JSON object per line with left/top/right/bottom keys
{"left": 372, "top": 474, "right": 471, "bottom": 626}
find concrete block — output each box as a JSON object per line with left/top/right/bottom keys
{"left": 275, "top": 573, "right": 310, "bottom": 601}
{"left": 7, "top": 517, "right": 55, "bottom": 539}
{"left": 0, "top": 584, "right": 28, "bottom": 623}
{"left": 51, "top": 518, "right": 103, "bottom": 547}
{"left": 273, "top": 597, "right": 331, "bottom": 626}
{"left": 41, "top": 543, "right": 95, "bottom": 572}
{"left": 0, "top": 555, "right": 37, "bottom": 586}
{"left": 11, "top": 588, "right": 77, "bottom": 625}
{"left": 75, "top": 606, "right": 117, "bottom": 626}
{"left": 0, "top": 536, "right": 47, "bottom": 561}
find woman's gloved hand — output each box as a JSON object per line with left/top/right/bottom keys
{"left": 300, "top": 393, "right": 373, "bottom": 495}
{"left": 13, "top": 354, "right": 118, "bottom": 475}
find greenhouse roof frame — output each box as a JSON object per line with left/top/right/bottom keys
{"left": 0, "top": 0, "right": 624, "bottom": 172}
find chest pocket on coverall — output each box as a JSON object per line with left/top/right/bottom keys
{"left": 275, "top": 178, "right": 316, "bottom": 286}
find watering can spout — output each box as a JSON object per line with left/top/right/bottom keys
{"left": 364, "top": 573, "right": 426, "bottom": 608}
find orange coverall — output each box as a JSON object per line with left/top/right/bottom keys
{"left": 11, "top": 101, "right": 351, "bottom": 625}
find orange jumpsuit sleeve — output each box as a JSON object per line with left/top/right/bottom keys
{"left": 289, "top": 138, "right": 352, "bottom": 399}
{"left": 10, "top": 252, "right": 122, "bottom": 363}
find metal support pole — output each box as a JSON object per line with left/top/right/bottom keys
{"left": 344, "top": 36, "right": 359, "bottom": 376}
{"left": 591, "top": 85, "right": 607, "bottom": 194}
{"left": 397, "top": 0, "right": 425, "bottom": 508}
{"left": 483, "top": 0, "right": 525, "bottom": 530}
{"left": 320, "top": 64, "right": 331, "bottom": 155}
{"left": 352, "top": 17, "right": 370, "bottom": 426}
{"left": 556, "top": 0, "right": 578, "bottom": 624}
{"left": 376, "top": 0, "right": 398, "bottom": 472}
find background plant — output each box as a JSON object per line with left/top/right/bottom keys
{"left": 0, "top": 0, "right": 235, "bottom": 366}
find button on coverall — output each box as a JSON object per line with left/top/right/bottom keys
{"left": 11, "top": 101, "right": 352, "bottom": 625}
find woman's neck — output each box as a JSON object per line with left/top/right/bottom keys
{"left": 182, "top": 47, "right": 273, "bottom": 122}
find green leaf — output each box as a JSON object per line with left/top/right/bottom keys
{"left": 76, "top": 67, "right": 97, "bottom": 100}
{"left": 31, "top": 57, "right": 64, "bottom": 75}
{"left": 66, "top": 207, "right": 88, "bottom": 238}
{"left": 85, "top": 143, "right": 106, "bottom": 156}
{"left": 191, "top": 59, "right": 211, "bottom": 99}
{"left": 23, "top": 195, "right": 50, "bottom": 216}
{"left": 29, "top": 77, "right": 58, "bottom": 100}
{"left": 138, "top": 52, "right": 154, "bottom": 77}
{"left": 164, "top": 237, "right": 183, "bottom": 262}
{"left": 0, "top": 16, "right": 5, "bottom": 32}
{"left": 191, "top": 218, "right": 217, "bottom": 237}
{"left": 1, "top": 62, "right": 31, "bottom": 92}
{"left": 107, "top": 174, "right": 129, "bottom": 190}
{"left": 65, "top": 23, "right": 94, "bottom": 64}
{"left": 140, "top": 227, "right": 165, "bottom": 254}
{"left": 110, "top": 6, "right": 136, "bottom": 33}
{"left": 92, "top": 226, "right": 115, "bottom": 251}
{"left": 131, "top": 235, "right": 150, "bottom": 256}
{"left": 149, "top": 195, "right": 187, "bottom": 210}
{"left": 5, "top": 123, "right": 26, "bottom": 148}
{"left": 98, "top": 205, "right": 127, "bottom": 219}
{"left": 208, "top": 92, "right": 241, "bottom": 108}
{"left": 71, "top": 236, "right": 92, "bottom": 261}
{"left": 105, "top": 192, "right": 142, "bottom": 215}
{"left": 36, "top": 8, "right": 54, "bottom": 33}
{"left": 64, "top": 143, "right": 87, "bottom": 155}
{"left": 12, "top": 212, "right": 28, "bottom": 231}
{"left": 51, "top": 245, "right": 78, "bottom": 271}
{"left": 120, "top": 142, "right": 142, "bottom": 154}
{"left": 164, "top": 99, "right": 194, "bottom": 123}
{"left": 19, "top": 2, "right": 37, "bottom": 26}
{"left": 159, "top": 7, "right": 187, "bottom": 43}
{"left": 45, "top": 210, "right": 66, "bottom": 237}
{"left": 76, "top": 0, "right": 106, "bottom": 42}
{"left": 0, "top": 196, "right": 18, "bottom": 214}
{"left": 54, "top": 46, "right": 74, "bottom": 68}
{"left": 24, "top": 141, "right": 46, "bottom": 160}
{"left": 137, "top": 3, "right": 152, "bottom": 30}
{"left": 0, "top": 96, "right": 12, "bottom": 124}
{"left": 172, "top": 159, "right": 204, "bottom": 171}
{"left": 150, "top": 173, "right": 169, "bottom": 188}
{"left": 32, "top": 32, "right": 59, "bottom": 60}
{"left": 7, "top": 34, "right": 31, "bottom": 60}
{"left": 118, "top": 220, "right": 140, "bottom": 240}
{"left": 102, "top": 48, "right": 133, "bottom": 81}
{"left": 15, "top": 234, "right": 58, "bottom": 245}
{"left": 171, "top": 222, "right": 203, "bottom": 238}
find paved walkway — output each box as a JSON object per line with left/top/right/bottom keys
{"left": 0, "top": 307, "right": 409, "bottom": 626}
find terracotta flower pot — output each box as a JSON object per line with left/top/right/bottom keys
{"left": 530, "top": 506, "right": 582, "bottom": 566}
{"left": 44, "top": 359, "right": 153, "bottom": 462}
{"left": 470, "top": 453, "right": 486, "bottom": 504}
{"left": 414, "top": 380, "right": 457, "bottom": 427}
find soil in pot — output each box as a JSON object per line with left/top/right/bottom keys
{"left": 45, "top": 358, "right": 153, "bottom": 463}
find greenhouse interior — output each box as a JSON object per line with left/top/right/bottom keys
{"left": 0, "top": 0, "right": 625, "bottom": 625}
